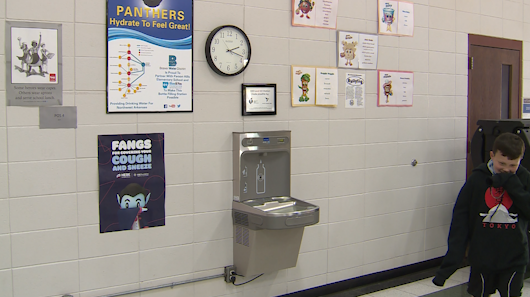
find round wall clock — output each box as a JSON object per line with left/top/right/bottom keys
{"left": 205, "top": 25, "right": 251, "bottom": 76}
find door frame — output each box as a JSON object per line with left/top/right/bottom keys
{"left": 466, "top": 35, "right": 523, "bottom": 177}
{"left": 468, "top": 34, "right": 522, "bottom": 118}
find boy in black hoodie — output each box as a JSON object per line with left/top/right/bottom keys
{"left": 433, "top": 132, "right": 530, "bottom": 297}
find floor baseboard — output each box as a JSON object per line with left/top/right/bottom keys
{"left": 279, "top": 257, "right": 444, "bottom": 297}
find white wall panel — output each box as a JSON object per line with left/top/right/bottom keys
{"left": 0, "top": 270, "right": 12, "bottom": 297}
{"left": 76, "top": 0, "right": 106, "bottom": 24}
{"left": 329, "top": 194, "right": 365, "bottom": 223}
{"left": 430, "top": 8, "right": 456, "bottom": 31}
{"left": 10, "top": 194, "right": 77, "bottom": 232}
{"left": 0, "top": 235, "right": 11, "bottom": 269}
{"left": 2, "top": 0, "right": 528, "bottom": 295}
{"left": 7, "top": 0, "right": 74, "bottom": 22}
{"left": 11, "top": 228, "right": 78, "bottom": 267}
{"left": 481, "top": 15, "right": 504, "bottom": 37}
{"left": 12, "top": 262, "right": 79, "bottom": 297}
{"left": 79, "top": 253, "right": 139, "bottom": 291}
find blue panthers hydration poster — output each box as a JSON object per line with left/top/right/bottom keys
{"left": 107, "top": 0, "right": 193, "bottom": 112}
{"left": 98, "top": 133, "right": 166, "bottom": 233}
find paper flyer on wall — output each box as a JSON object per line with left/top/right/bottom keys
{"left": 345, "top": 73, "right": 365, "bottom": 109}
{"left": 98, "top": 133, "right": 166, "bottom": 233}
{"left": 316, "top": 68, "right": 338, "bottom": 106}
{"left": 378, "top": 0, "right": 414, "bottom": 36}
{"left": 337, "top": 31, "right": 378, "bottom": 70}
{"left": 292, "top": 0, "right": 339, "bottom": 29}
{"left": 107, "top": 0, "right": 193, "bottom": 112}
{"left": 358, "top": 34, "right": 378, "bottom": 69}
{"left": 5, "top": 21, "right": 63, "bottom": 106}
{"left": 397, "top": 2, "right": 414, "bottom": 36}
{"left": 378, "top": 70, "right": 413, "bottom": 107}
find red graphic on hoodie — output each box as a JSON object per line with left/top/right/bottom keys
{"left": 485, "top": 187, "right": 513, "bottom": 209}
{"left": 481, "top": 187, "right": 518, "bottom": 224}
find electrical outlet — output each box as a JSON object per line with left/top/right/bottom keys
{"left": 224, "top": 265, "right": 236, "bottom": 283}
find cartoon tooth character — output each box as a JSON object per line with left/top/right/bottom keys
{"left": 382, "top": 7, "right": 395, "bottom": 32}
{"left": 340, "top": 41, "right": 358, "bottom": 66}
{"left": 295, "top": 0, "right": 315, "bottom": 19}
{"left": 383, "top": 80, "right": 393, "bottom": 103}
{"left": 298, "top": 73, "right": 311, "bottom": 102}
{"left": 116, "top": 183, "right": 151, "bottom": 230}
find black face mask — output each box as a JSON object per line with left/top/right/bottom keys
{"left": 143, "top": 0, "right": 162, "bottom": 7}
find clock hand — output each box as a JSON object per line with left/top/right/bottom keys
{"left": 222, "top": 40, "right": 230, "bottom": 51}
{"left": 230, "top": 51, "right": 244, "bottom": 58}
{"left": 224, "top": 45, "right": 244, "bottom": 57}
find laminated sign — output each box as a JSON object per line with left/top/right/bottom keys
{"left": 6, "top": 21, "right": 63, "bottom": 106}
{"left": 107, "top": 0, "right": 193, "bottom": 112}
{"left": 98, "top": 133, "right": 166, "bottom": 233}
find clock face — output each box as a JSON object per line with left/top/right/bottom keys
{"left": 205, "top": 25, "right": 251, "bottom": 76}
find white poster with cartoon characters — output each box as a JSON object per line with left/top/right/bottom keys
{"left": 6, "top": 21, "right": 62, "bottom": 107}
{"left": 337, "top": 31, "right": 378, "bottom": 70}
{"left": 378, "top": 70, "right": 413, "bottom": 107}
{"left": 378, "top": 0, "right": 414, "bottom": 36}
{"left": 291, "top": 66, "right": 316, "bottom": 106}
{"left": 379, "top": 0, "right": 399, "bottom": 35}
{"left": 11, "top": 27, "right": 58, "bottom": 84}
{"left": 337, "top": 31, "right": 360, "bottom": 68}
{"left": 291, "top": 0, "right": 339, "bottom": 29}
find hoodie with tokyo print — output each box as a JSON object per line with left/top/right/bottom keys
{"left": 433, "top": 163, "right": 530, "bottom": 286}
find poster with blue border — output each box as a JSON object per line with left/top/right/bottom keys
{"left": 98, "top": 133, "right": 166, "bottom": 233}
{"left": 107, "top": 0, "right": 193, "bottom": 112}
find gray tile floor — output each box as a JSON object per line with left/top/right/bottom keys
{"left": 357, "top": 266, "right": 530, "bottom": 297}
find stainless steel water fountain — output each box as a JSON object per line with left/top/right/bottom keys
{"left": 232, "top": 131, "right": 319, "bottom": 276}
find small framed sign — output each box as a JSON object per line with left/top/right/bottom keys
{"left": 242, "top": 84, "right": 277, "bottom": 116}
{"left": 39, "top": 106, "right": 77, "bottom": 129}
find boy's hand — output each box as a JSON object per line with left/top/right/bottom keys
{"left": 487, "top": 172, "right": 515, "bottom": 188}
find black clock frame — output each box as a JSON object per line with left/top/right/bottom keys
{"left": 205, "top": 25, "right": 252, "bottom": 76}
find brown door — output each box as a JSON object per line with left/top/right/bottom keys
{"left": 467, "top": 35, "right": 522, "bottom": 177}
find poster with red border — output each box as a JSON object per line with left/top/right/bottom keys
{"left": 378, "top": 0, "right": 414, "bottom": 37}
{"left": 291, "top": 0, "right": 338, "bottom": 29}
{"left": 377, "top": 70, "right": 413, "bottom": 107}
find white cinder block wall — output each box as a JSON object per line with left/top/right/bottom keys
{"left": 0, "top": 0, "right": 526, "bottom": 296}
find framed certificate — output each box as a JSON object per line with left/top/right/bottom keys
{"left": 242, "top": 84, "right": 277, "bottom": 116}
